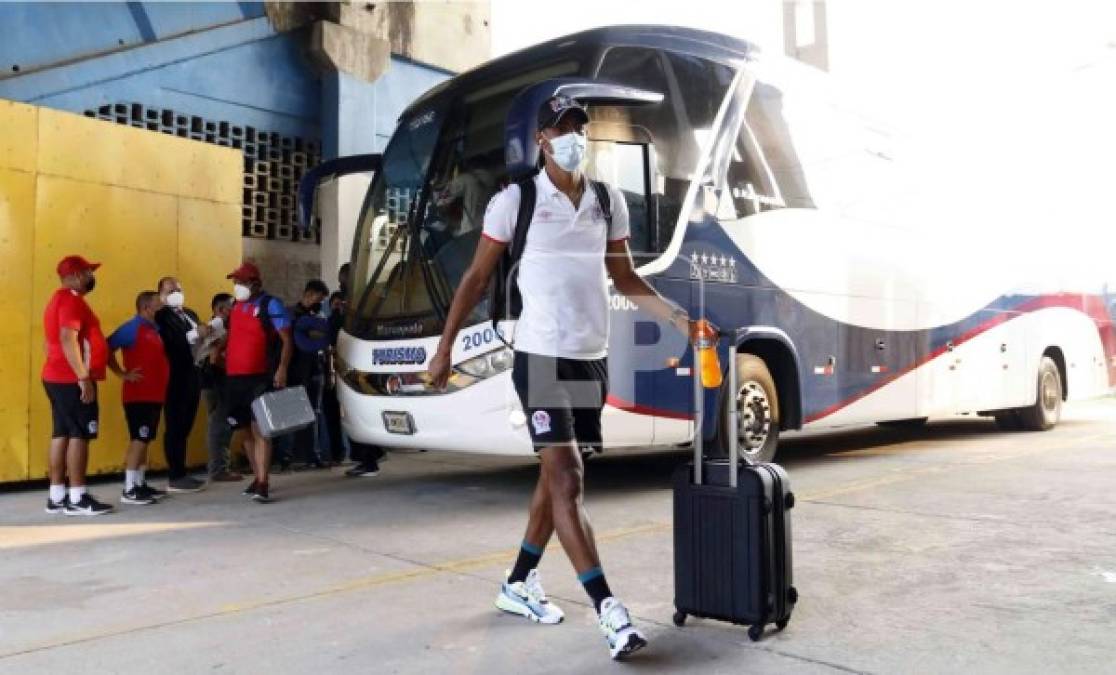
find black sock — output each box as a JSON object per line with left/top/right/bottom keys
{"left": 508, "top": 541, "right": 543, "bottom": 583}
{"left": 579, "top": 567, "right": 612, "bottom": 612}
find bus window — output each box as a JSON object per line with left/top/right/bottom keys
{"left": 722, "top": 116, "right": 783, "bottom": 219}
{"left": 597, "top": 46, "right": 737, "bottom": 256}
{"left": 587, "top": 140, "right": 651, "bottom": 259}
{"left": 743, "top": 81, "right": 816, "bottom": 209}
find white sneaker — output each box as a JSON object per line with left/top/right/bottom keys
{"left": 598, "top": 597, "right": 647, "bottom": 660}
{"left": 494, "top": 569, "right": 564, "bottom": 624}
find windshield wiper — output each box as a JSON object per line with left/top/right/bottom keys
{"left": 352, "top": 213, "right": 409, "bottom": 334}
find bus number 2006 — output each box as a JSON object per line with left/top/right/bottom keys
{"left": 462, "top": 327, "right": 498, "bottom": 352}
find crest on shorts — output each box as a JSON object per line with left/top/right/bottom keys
{"left": 139, "top": 425, "right": 150, "bottom": 439}
{"left": 227, "top": 416, "right": 238, "bottom": 426}
{"left": 531, "top": 410, "right": 551, "bottom": 434}
{"left": 87, "top": 420, "right": 98, "bottom": 434}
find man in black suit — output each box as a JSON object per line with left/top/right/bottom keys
{"left": 155, "top": 276, "right": 208, "bottom": 492}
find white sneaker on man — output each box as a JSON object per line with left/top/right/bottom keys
{"left": 598, "top": 597, "right": 647, "bottom": 660}
{"left": 494, "top": 569, "right": 564, "bottom": 624}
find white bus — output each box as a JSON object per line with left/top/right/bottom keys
{"left": 326, "top": 26, "right": 1115, "bottom": 462}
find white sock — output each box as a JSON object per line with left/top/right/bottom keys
{"left": 125, "top": 470, "right": 138, "bottom": 491}
{"left": 49, "top": 484, "right": 66, "bottom": 502}
{"left": 69, "top": 486, "right": 87, "bottom": 504}
{"left": 137, "top": 466, "right": 147, "bottom": 486}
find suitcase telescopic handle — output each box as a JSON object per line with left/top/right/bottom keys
{"left": 691, "top": 333, "right": 740, "bottom": 488}
{"left": 692, "top": 340, "right": 704, "bottom": 485}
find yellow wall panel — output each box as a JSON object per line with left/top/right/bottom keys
{"left": 177, "top": 198, "right": 242, "bottom": 467}
{"left": 177, "top": 198, "right": 243, "bottom": 323}
{"left": 30, "top": 177, "right": 179, "bottom": 478}
{"left": 37, "top": 108, "right": 242, "bottom": 204}
{"left": 0, "top": 168, "right": 35, "bottom": 481}
{"left": 4, "top": 102, "right": 246, "bottom": 483}
{"left": 0, "top": 100, "right": 37, "bottom": 173}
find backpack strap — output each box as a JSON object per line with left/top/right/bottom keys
{"left": 490, "top": 176, "right": 537, "bottom": 346}
{"left": 589, "top": 180, "right": 612, "bottom": 230}
{"left": 509, "top": 177, "right": 537, "bottom": 267}
{"left": 256, "top": 294, "right": 281, "bottom": 334}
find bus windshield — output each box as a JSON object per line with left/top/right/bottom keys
{"left": 347, "top": 61, "right": 580, "bottom": 341}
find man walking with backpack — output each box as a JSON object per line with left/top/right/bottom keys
{"left": 223, "top": 262, "right": 292, "bottom": 503}
{"left": 430, "top": 95, "right": 696, "bottom": 660}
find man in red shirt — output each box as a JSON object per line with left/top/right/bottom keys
{"left": 42, "top": 255, "right": 113, "bottom": 516}
{"left": 107, "top": 291, "right": 171, "bottom": 506}
{"left": 223, "top": 262, "right": 292, "bottom": 503}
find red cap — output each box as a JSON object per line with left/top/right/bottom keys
{"left": 56, "top": 255, "right": 101, "bottom": 277}
{"left": 226, "top": 261, "right": 261, "bottom": 282}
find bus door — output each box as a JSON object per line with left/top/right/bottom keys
{"left": 587, "top": 122, "right": 657, "bottom": 445}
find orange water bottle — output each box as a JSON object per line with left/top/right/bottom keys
{"left": 692, "top": 319, "right": 722, "bottom": 389}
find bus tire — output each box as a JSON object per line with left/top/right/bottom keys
{"left": 1016, "top": 356, "right": 1063, "bottom": 431}
{"left": 714, "top": 354, "right": 781, "bottom": 463}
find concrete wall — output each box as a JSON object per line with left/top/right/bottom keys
{"left": 0, "top": 2, "right": 266, "bottom": 77}
{"left": 0, "top": 100, "right": 242, "bottom": 483}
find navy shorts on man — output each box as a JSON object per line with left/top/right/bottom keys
{"left": 43, "top": 382, "right": 100, "bottom": 440}
{"left": 124, "top": 402, "right": 162, "bottom": 442}
{"left": 511, "top": 351, "right": 608, "bottom": 453}
{"left": 224, "top": 374, "right": 270, "bottom": 430}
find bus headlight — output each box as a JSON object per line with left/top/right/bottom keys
{"left": 455, "top": 347, "right": 514, "bottom": 379}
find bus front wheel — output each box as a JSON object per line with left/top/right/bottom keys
{"left": 714, "top": 354, "right": 781, "bottom": 464}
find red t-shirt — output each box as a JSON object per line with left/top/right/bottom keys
{"left": 42, "top": 288, "right": 108, "bottom": 383}
{"left": 107, "top": 316, "right": 170, "bottom": 403}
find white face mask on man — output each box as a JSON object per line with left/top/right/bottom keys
{"left": 233, "top": 283, "right": 252, "bottom": 301}
{"left": 165, "top": 290, "right": 185, "bottom": 308}
{"left": 543, "top": 131, "right": 588, "bottom": 172}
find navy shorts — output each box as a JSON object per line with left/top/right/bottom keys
{"left": 224, "top": 374, "right": 270, "bottom": 430}
{"left": 511, "top": 351, "right": 608, "bottom": 453}
{"left": 43, "top": 381, "right": 99, "bottom": 440}
{"left": 124, "top": 402, "right": 162, "bottom": 442}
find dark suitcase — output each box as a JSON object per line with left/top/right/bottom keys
{"left": 672, "top": 344, "right": 797, "bottom": 641}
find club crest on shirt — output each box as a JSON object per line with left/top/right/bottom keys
{"left": 531, "top": 410, "right": 552, "bottom": 434}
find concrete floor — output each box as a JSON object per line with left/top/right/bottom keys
{"left": 1, "top": 398, "right": 1114, "bottom": 674}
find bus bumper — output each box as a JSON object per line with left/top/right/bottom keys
{"left": 337, "top": 371, "right": 535, "bottom": 455}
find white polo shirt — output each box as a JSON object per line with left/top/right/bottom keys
{"left": 482, "top": 170, "right": 630, "bottom": 360}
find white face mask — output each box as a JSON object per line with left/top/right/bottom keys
{"left": 544, "top": 131, "right": 587, "bottom": 172}
{"left": 233, "top": 283, "right": 251, "bottom": 301}
{"left": 165, "top": 291, "right": 185, "bottom": 308}
{"left": 209, "top": 316, "right": 224, "bottom": 330}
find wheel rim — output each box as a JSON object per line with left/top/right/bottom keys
{"left": 1040, "top": 370, "right": 1060, "bottom": 413}
{"left": 736, "top": 380, "right": 772, "bottom": 456}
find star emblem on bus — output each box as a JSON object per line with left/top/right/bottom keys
{"left": 689, "top": 250, "right": 738, "bottom": 283}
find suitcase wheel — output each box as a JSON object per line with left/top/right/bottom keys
{"left": 672, "top": 611, "right": 687, "bottom": 627}
{"left": 748, "top": 624, "right": 764, "bottom": 642}
{"left": 788, "top": 586, "right": 799, "bottom": 603}
{"left": 785, "top": 492, "right": 796, "bottom": 509}
{"left": 776, "top": 618, "right": 789, "bottom": 631}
